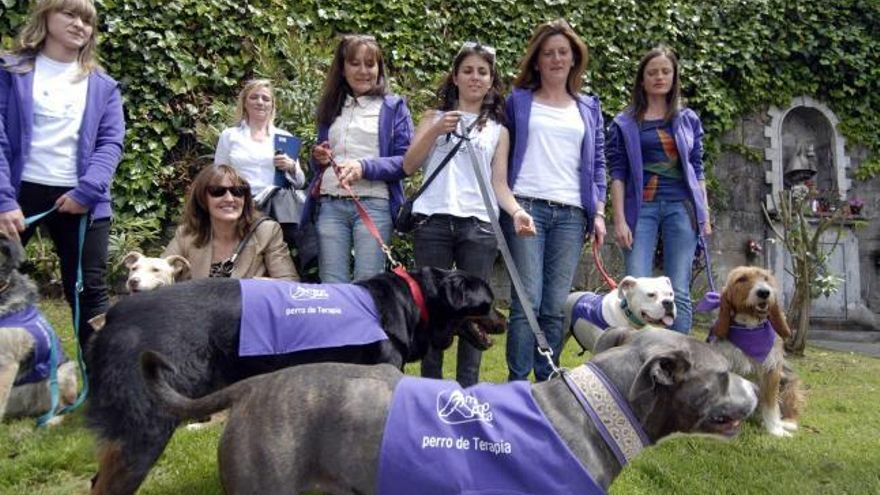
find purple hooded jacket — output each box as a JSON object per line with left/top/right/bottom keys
{"left": 607, "top": 108, "right": 707, "bottom": 233}
{"left": 504, "top": 87, "right": 607, "bottom": 228}
{"left": 0, "top": 55, "right": 125, "bottom": 220}
{"left": 301, "top": 94, "right": 413, "bottom": 224}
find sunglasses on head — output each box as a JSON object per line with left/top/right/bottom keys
{"left": 458, "top": 41, "right": 497, "bottom": 61}
{"left": 207, "top": 185, "right": 249, "bottom": 198}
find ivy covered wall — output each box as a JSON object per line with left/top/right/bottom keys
{"left": 2, "top": 0, "right": 879, "bottom": 228}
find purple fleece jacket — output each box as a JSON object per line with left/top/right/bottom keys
{"left": 504, "top": 87, "right": 607, "bottom": 228}
{"left": 607, "top": 108, "right": 707, "bottom": 232}
{"left": 301, "top": 94, "right": 413, "bottom": 224}
{"left": 0, "top": 55, "right": 125, "bottom": 220}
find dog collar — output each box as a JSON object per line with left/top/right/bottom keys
{"left": 563, "top": 362, "right": 651, "bottom": 466}
{"left": 392, "top": 265, "right": 429, "bottom": 329}
{"left": 619, "top": 299, "right": 647, "bottom": 328}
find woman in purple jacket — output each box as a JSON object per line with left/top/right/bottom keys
{"left": 0, "top": 0, "right": 125, "bottom": 345}
{"left": 608, "top": 46, "right": 711, "bottom": 334}
{"left": 504, "top": 19, "right": 607, "bottom": 382}
{"left": 304, "top": 34, "right": 413, "bottom": 283}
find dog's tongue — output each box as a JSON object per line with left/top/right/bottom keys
{"left": 662, "top": 315, "right": 674, "bottom": 327}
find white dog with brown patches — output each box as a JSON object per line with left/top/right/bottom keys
{"left": 709, "top": 266, "right": 804, "bottom": 437}
{"left": 563, "top": 276, "right": 677, "bottom": 352}
{"left": 122, "top": 252, "right": 191, "bottom": 293}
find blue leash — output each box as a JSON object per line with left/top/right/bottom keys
{"left": 24, "top": 206, "right": 89, "bottom": 427}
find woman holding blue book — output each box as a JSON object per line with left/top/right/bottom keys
{"left": 214, "top": 79, "right": 306, "bottom": 269}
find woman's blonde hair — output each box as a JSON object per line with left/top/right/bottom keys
{"left": 5, "top": 0, "right": 100, "bottom": 76}
{"left": 512, "top": 18, "right": 589, "bottom": 97}
{"left": 233, "top": 79, "right": 276, "bottom": 131}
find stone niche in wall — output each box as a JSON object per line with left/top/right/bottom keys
{"left": 764, "top": 96, "right": 858, "bottom": 322}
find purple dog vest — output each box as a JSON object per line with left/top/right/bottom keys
{"left": 572, "top": 291, "right": 610, "bottom": 330}
{"left": 238, "top": 279, "right": 387, "bottom": 357}
{"left": 377, "top": 377, "right": 604, "bottom": 495}
{"left": 4, "top": 305, "right": 61, "bottom": 386}
{"left": 711, "top": 320, "right": 776, "bottom": 362}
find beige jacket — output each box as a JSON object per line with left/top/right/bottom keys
{"left": 163, "top": 220, "right": 299, "bottom": 280}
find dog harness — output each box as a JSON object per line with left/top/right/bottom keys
{"left": 377, "top": 377, "right": 605, "bottom": 495}
{"left": 709, "top": 321, "right": 776, "bottom": 363}
{"left": 572, "top": 291, "right": 610, "bottom": 330}
{"left": 238, "top": 279, "right": 388, "bottom": 357}
{"left": 4, "top": 305, "right": 63, "bottom": 386}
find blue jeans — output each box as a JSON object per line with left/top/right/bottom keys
{"left": 502, "top": 197, "right": 587, "bottom": 382}
{"left": 414, "top": 214, "right": 497, "bottom": 387}
{"left": 316, "top": 196, "right": 392, "bottom": 283}
{"left": 623, "top": 200, "right": 698, "bottom": 334}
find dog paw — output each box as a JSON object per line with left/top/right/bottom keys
{"left": 767, "top": 425, "right": 792, "bottom": 437}
{"left": 780, "top": 420, "right": 799, "bottom": 431}
{"left": 185, "top": 421, "right": 212, "bottom": 431}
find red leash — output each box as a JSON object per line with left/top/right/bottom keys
{"left": 327, "top": 157, "right": 429, "bottom": 328}
{"left": 592, "top": 242, "right": 618, "bottom": 290}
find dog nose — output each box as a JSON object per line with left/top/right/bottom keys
{"left": 129, "top": 278, "right": 140, "bottom": 289}
{"left": 662, "top": 300, "right": 674, "bottom": 311}
{"left": 756, "top": 288, "right": 770, "bottom": 299}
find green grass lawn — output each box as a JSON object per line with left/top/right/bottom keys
{"left": 2, "top": 299, "right": 879, "bottom": 494}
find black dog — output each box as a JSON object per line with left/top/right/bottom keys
{"left": 86, "top": 267, "right": 498, "bottom": 495}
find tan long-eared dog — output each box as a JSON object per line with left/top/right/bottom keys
{"left": 711, "top": 266, "right": 805, "bottom": 437}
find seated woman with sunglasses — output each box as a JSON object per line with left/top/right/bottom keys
{"left": 163, "top": 164, "right": 299, "bottom": 279}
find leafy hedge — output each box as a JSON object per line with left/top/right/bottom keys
{"left": 2, "top": 0, "right": 879, "bottom": 230}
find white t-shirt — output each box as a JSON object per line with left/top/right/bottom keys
{"left": 513, "top": 101, "right": 584, "bottom": 208}
{"left": 413, "top": 113, "right": 501, "bottom": 222}
{"left": 321, "top": 95, "right": 388, "bottom": 199}
{"left": 214, "top": 122, "right": 304, "bottom": 197}
{"left": 22, "top": 54, "right": 89, "bottom": 187}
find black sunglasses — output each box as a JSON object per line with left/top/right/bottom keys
{"left": 207, "top": 185, "right": 249, "bottom": 198}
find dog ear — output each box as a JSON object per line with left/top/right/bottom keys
{"left": 0, "top": 236, "right": 24, "bottom": 269}
{"left": 714, "top": 285, "right": 733, "bottom": 339}
{"left": 618, "top": 276, "right": 637, "bottom": 299}
{"left": 768, "top": 298, "right": 792, "bottom": 339}
{"left": 122, "top": 252, "right": 143, "bottom": 269}
{"left": 165, "top": 255, "right": 192, "bottom": 281}
{"left": 629, "top": 350, "right": 692, "bottom": 399}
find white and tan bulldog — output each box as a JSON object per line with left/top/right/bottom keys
{"left": 563, "top": 276, "right": 676, "bottom": 353}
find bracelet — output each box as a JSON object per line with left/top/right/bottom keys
{"left": 512, "top": 207, "right": 525, "bottom": 217}
{"left": 595, "top": 211, "right": 606, "bottom": 218}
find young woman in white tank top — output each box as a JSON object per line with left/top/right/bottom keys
{"left": 402, "top": 42, "right": 535, "bottom": 387}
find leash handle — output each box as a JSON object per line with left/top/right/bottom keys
{"left": 24, "top": 205, "right": 59, "bottom": 228}
{"left": 592, "top": 242, "right": 618, "bottom": 290}
{"left": 327, "top": 157, "right": 399, "bottom": 267}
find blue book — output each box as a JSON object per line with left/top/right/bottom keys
{"left": 273, "top": 134, "right": 302, "bottom": 186}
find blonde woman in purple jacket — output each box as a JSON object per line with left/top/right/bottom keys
{"left": 0, "top": 0, "right": 125, "bottom": 344}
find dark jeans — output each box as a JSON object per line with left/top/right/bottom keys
{"left": 18, "top": 181, "right": 110, "bottom": 346}
{"left": 413, "top": 214, "right": 497, "bottom": 387}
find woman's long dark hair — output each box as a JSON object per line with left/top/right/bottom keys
{"left": 629, "top": 46, "right": 681, "bottom": 123}
{"left": 436, "top": 43, "right": 505, "bottom": 130}
{"left": 316, "top": 34, "right": 388, "bottom": 127}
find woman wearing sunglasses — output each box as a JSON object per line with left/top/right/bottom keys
{"left": 402, "top": 42, "right": 532, "bottom": 387}
{"left": 302, "top": 34, "right": 413, "bottom": 283}
{"left": 503, "top": 19, "right": 607, "bottom": 382}
{"left": 163, "top": 164, "right": 298, "bottom": 279}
